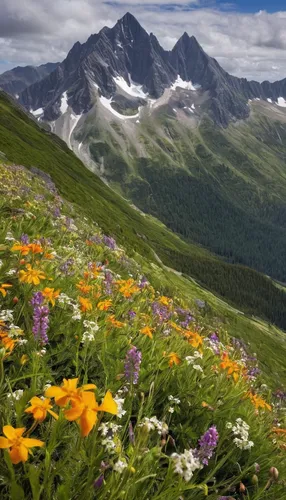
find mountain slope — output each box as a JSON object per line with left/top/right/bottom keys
{"left": 0, "top": 62, "right": 59, "bottom": 96}
{"left": 2, "top": 89, "right": 286, "bottom": 388}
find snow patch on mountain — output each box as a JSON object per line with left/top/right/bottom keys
{"left": 100, "top": 95, "right": 139, "bottom": 119}
{"left": 267, "top": 98, "right": 272, "bottom": 103}
{"left": 113, "top": 75, "right": 148, "bottom": 98}
{"left": 31, "top": 107, "right": 44, "bottom": 117}
{"left": 60, "top": 92, "right": 69, "bottom": 114}
{"left": 68, "top": 113, "right": 82, "bottom": 148}
{"left": 171, "top": 76, "right": 196, "bottom": 91}
{"left": 277, "top": 97, "right": 286, "bottom": 108}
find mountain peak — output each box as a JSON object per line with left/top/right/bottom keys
{"left": 118, "top": 12, "right": 141, "bottom": 27}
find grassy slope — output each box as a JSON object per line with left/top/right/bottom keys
{"left": 1, "top": 91, "right": 286, "bottom": 387}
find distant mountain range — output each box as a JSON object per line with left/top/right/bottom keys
{"left": 0, "top": 62, "right": 59, "bottom": 96}
{"left": 1, "top": 12, "right": 285, "bottom": 126}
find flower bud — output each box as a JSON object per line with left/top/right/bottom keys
{"left": 13, "top": 296, "right": 19, "bottom": 304}
{"left": 269, "top": 467, "right": 279, "bottom": 481}
{"left": 251, "top": 475, "right": 259, "bottom": 485}
{"left": 239, "top": 482, "right": 246, "bottom": 494}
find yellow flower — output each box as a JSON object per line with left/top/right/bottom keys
{"left": 19, "top": 264, "right": 46, "bottom": 285}
{"left": 64, "top": 390, "right": 117, "bottom": 437}
{"left": 158, "top": 296, "right": 172, "bottom": 307}
{"left": 97, "top": 300, "right": 112, "bottom": 311}
{"left": 25, "top": 396, "right": 58, "bottom": 422}
{"left": 116, "top": 279, "right": 140, "bottom": 298}
{"left": 185, "top": 331, "right": 204, "bottom": 349}
{"left": 20, "top": 354, "right": 29, "bottom": 365}
{"left": 42, "top": 287, "right": 60, "bottom": 306}
{"left": 45, "top": 378, "right": 96, "bottom": 407}
{"left": 79, "top": 296, "right": 93, "bottom": 312}
{"left": 140, "top": 326, "right": 154, "bottom": 339}
{"left": 0, "top": 283, "right": 12, "bottom": 297}
{"left": 0, "top": 425, "right": 44, "bottom": 464}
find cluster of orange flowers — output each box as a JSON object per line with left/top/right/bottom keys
{"left": 219, "top": 352, "right": 244, "bottom": 382}
{"left": 245, "top": 392, "right": 272, "bottom": 411}
{"left": 115, "top": 279, "right": 140, "bottom": 298}
{"left": 0, "top": 379, "right": 118, "bottom": 464}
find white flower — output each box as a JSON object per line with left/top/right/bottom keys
{"left": 44, "top": 382, "right": 52, "bottom": 391}
{"left": 18, "top": 339, "right": 28, "bottom": 345}
{"left": 5, "top": 232, "right": 15, "bottom": 241}
{"left": 172, "top": 449, "right": 202, "bottom": 482}
{"left": 6, "top": 269, "right": 16, "bottom": 276}
{"left": 168, "top": 395, "right": 180, "bottom": 405}
{"left": 0, "top": 309, "right": 14, "bottom": 322}
{"left": 228, "top": 419, "right": 254, "bottom": 450}
{"left": 139, "top": 416, "right": 168, "bottom": 434}
{"left": 113, "top": 460, "right": 127, "bottom": 473}
{"left": 168, "top": 407, "right": 175, "bottom": 413}
{"left": 114, "top": 395, "right": 126, "bottom": 419}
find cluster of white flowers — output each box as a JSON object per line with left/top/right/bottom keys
{"left": 7, "top": 389, "right": 24, "bottom": 402}
{"left": 81, "top": 320, "right": 99, "bottom": 344}
{"left": 168, "top": 394, "right": 181, "bottom": 413}
{"left": 58, "top": 293, "right": 82, "bottom": 321}
{"left": 6, "top": 269, "right": 16, "bottom": 276}
{"left": 138, "top": 416, "right": 168, "bottom": 434}
{"left": 113, "top": 459, "right": 128, "bottom": 473}
{"left": 0, "top": 309, "right": 14, "bottom": 323}
{"left": 185, "top": 351, "right": 203, "bottom": 365}
{"left": 172, "top": 449, "right": 202, "bottom": 482}
{"left": 99, "top": 422, "right": 122, "bottom": 454}
{"left": 5, "top": 232, "right": 15, "bottom": 241}
{"left": 226, "top": 418, "right": 254, "bottom": 450}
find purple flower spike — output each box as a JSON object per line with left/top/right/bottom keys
{"left": 31, "top": 292, "right": 49, "bottom": 344}
{"left": 197, "top": 425, "right": 219, "bottom": 466}
{"left": 124, "top": 346, "right": 142, "bottom": 384}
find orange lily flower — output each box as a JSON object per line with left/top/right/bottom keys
{"left": 19, "top": 264, "right": 46, "bottom": 285}
{"left": 185, "top": 331, "right": 204, "bottom": 349}
{"left": 246, "top": 392, "right": 272, "bottom": 411}
{"left": 169, "top": 321, "right": 183, "bottom": 333}
{"left": 64, "top": 390, "right": 117, "bottom": 437}
{"left": 220, "top": 353, "right": 241, "bottom": 382}
{"left": 76, "top": 281, "right": 93, "bottom": 295}
{"left": 0, "top": 425, "right": 44, "bottom": 464}
{"left": 45, "top": 378, "right": 96, "bottom": 407}
{"left": 166, "top": 352, "right": 181, "bottom": 367}
{"left": 28, "top": 243, "right": 43, "bottom": 254}
{"left": 0, "top": 283, "right": 12, "bottom": 297}
{"left": 42, "top": 287, "right": 60, "bottom": 306}
{"left": 79, "top": 296, "right": 92, "bottom": 312}
{"left": 116, "top": 279, "right": 140, "bottom": 298}
{"left": 25, "top": 396, "right": 58, "bottom": 422}
{"left": 97, "top": 299, "right": 112, "bottom": 311}
{"left": 140, "top": 326, "right": 154, "bottom": 339}
{"left": 11, "top": 243, "right": 30, "bottom": 255}
{"left": 44, "top": 252, "right": 55, "bottom": 260}
{"left": 107, "top": 315, "right": 125, "bottom": 328}
{"left": 158, "top": 296, "right": 172, "bottom": 307}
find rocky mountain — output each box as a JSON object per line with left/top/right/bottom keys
{"left": 18, "top": 12, "right": 286, "bottom": 126}
{"left": 0, "top": 62, "right": 59, "bottom": 96}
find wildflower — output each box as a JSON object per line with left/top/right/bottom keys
{"left": 76, "top": 281, "right": 93, "bottom": 295}
{"left": 7, "top": 389, "right": 23, "bottom": 401}
{"left": 116, "top": 279, "right": 139, "bottom": 298}
{"left": 25, "top": 397, "right": 58, "bottom": 422}
{"left": 0, "top": 284, "right": 12, "bottom": 297}
{"left": 168, "top": 395, "right": 181, "bottom": 405}
{"left": 227, "top": 418, "right": 254, "bottom": 450}
{"left": 166, "top": 352, "right": 181, "bottom": 367}
{"left": 246, "top": 392, "right": 272, "bottom": 411}
{"left": 45, "top": 378, "right": 96, "bottom": 407}
{"left": 27, "top": 243, "right": 43, "bottom": 254}
{"left": 185, "top": 331, "right": 204, "bottom": 349}
{"left": 0, "top": 425, "right": 44, "bottom": 464}
{"left": 79, "top": 297, "right": 92, "bottom": 313}
{"left": 140, "top": 326, "right": 154, "bottom": 339}
{"left": 197, "top": 425, "right": 219, "bottom": 465}
{"left": 158, "top": 296, "right": 172, "bottom": 307}
{"left": 64, "top": 391, "right": 118, "bottom": 437}
{"left": 11, "top": 243, "right": 30, "bottom": 255}
{"left": 113, "top": 459, "right": 127, "bottom": 473}
{"left": 19, "top": 264, "right": 46, "bottom": 285}
{"left": 31, "top": 293, "right": 49, "bottom": 344}
{"left": 124, "top": 346, "right": 142, "bottom": 384}
{"left": 94, "top": 475, "right": 104, "bottom": 489}
{"left": 97, "top": 300, "right": 112, "bottom": 311}
{"left": 114, "top": 394, "right": 126, "bottom": 418}
{"left": 220, "top": 353, "right": 242, "bottom": 382}
{"left": 107, "top": 315, "right": 125, "bottom": 328}
{"left": 139, "top": 417, "right": 168, "bottom": 434}
{"left": 172, "top": 449, "right": 202, "bottom": 481}
{"left": 20, "top": 354, "right": 28, "bottom": 365}
{"left": 42, "top": 287, "right": 60, "bottom": 306}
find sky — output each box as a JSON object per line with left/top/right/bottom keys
{"left": 1, "top": 0, "right": 286, "bottom": 82}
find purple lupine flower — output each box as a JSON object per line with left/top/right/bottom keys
{"left": 128, "top": 310, "right": 136, "bottom": 319}
{"left": 180, "top": 313, "right": 194, "bottom": 328}
{"left": 124, "top": 346, "right": 142, "bottom": 384}
{"left": 31, "top": 291, "right": 44, "bottom": 307}
{"left": 59, "top": 258, "right": 75, "bottom": 276}
{"left": 209, "top": 332, "right": 219, "bottom": 343}
{"left": 139, "top": 276, "right": 148, "bottom": 289}
{"left": 197, "top": 425, "right": 219, "bottom": 466}
{"left": 31, "top": 292, "right": 49, "bottom": 344}
{"left": 248, "top": 367, "right": 260, "bottom": 378}
{"left": 195, "top": 299, "right": 205, "bottom": 309}
{"left": 53, "top": 206, "right": 61, "bottom": 218}
{"left": 103, "top": 235, "right": 116, "bottom": 250}
{"left": 104, "top": 271, "right": 113, "bottom": 295}
{"left": 20, "top": 234, "right": 30, "bottom": 245}
{"left": 151, "top": 302, "right": 171, "bottom": 322}
{"left": 89, "top": 234, "right": 102, "bottom": 245}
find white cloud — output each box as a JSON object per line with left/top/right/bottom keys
{"left": 1, "top": 1, "right": 286, "bottom": 83}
